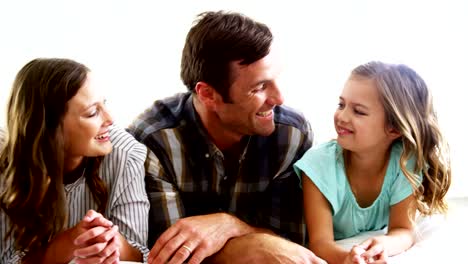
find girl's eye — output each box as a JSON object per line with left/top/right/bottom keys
{"left": 354, "top": 109, "right": 366, "bottom": 115}
{"left": 338, "top": 103, "right": 344, "bottom": 109}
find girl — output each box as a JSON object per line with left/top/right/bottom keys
{"left": 294, "top": 61, "right": 451, "bottom": 263}
{"left": 0, "top": 58, "right": 149, "bottom": 263}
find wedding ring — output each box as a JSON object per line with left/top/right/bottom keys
{"left": 182, "top": 245, "right": 193, "bottom": 254}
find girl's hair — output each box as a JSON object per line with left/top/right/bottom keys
{"left": 350, "top": 61, "right": 451, "bottom": 215}
{"left": 0, "top": 58, "right": 108, "bottom": 253}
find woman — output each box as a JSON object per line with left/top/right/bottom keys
{"left": 0, "top": 58, "right": 149, "bottom": 263}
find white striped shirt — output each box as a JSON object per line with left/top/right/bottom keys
{"left": 0, "top": 126, "right": 150, "bottom": 263}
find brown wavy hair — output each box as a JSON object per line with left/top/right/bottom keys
{"left": 349, "top": 61, "right": 451, "bottom": 215}
{"left": 0, "top": 58, "right": 108, "bottom": 254}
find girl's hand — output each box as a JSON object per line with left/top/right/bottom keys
{"left": 344, "top": 245, "right": 367, "bottom": 264}
{"left": 359, "top": 238, "right": 388, "bottom": 263}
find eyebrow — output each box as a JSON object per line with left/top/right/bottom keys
{"left": 250, "top": 80, "right": 268, "bottom": 87}
{"left": 81, "top": 102, "right": 100, "bottom": 113}
{"left": 339, "top": 96, "right": 370, "bottom": 110}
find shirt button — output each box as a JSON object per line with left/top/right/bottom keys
{"left": 223, "top": 176, "right": 228, "bottom": 180}
{"left": 205, "top": 153, "right": 210, "bottom": 158}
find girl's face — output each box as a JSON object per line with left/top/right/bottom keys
{"left": 334, "top": 77, "right": 398, "bottom": 154}
{"left": 62, "top": 73, "right": 113, "bottom": 170}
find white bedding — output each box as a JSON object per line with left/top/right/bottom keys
{"left": 335, "top": 202, "right": 466, "bottom": 263}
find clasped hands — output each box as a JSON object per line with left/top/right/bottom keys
{"left": 345, "top": 238, "right": 388, "bottom": 264}
{"left": 72, "top": 210, "right": 121, "bottom": 264}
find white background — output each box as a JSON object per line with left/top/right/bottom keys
{"left": 0, "top": 0, "right": 466, "bottom": 197}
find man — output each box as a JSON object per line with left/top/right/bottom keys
{"left": 128, "top": 11, "right": 325, "bottom": 264}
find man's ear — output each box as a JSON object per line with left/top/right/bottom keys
{"left": 195, "top": 82, "right": 222, "bottom": 110}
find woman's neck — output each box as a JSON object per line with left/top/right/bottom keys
{"left": 63, "top": 157, "right": 86, "bottom": 184}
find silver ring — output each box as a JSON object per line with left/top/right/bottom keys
{"left": 182, "top": 245, "right": 193, "bottom": 254}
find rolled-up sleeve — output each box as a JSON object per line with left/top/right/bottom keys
{"left": 108, "top": 142, "right": 150, "bottom": 261}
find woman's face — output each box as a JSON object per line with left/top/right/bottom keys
{"left": 62, "top": 73, "right": 113, "bottom": 170}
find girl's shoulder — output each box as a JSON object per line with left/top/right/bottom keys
{"left": 302, "top": 140, "right": 342, "bottom": 163}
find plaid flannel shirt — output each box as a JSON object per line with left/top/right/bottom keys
{"left": 128, "top": 92, "right": 313, "bottom": 247}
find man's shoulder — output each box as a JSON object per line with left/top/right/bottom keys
{"left": 127, "top": 92, "right": 191, "bottom": 142}
{"left": 274, "top": 105, "right": 310, "bottom": 133}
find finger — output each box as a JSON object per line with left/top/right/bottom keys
{"left": 74, "top": 255, "right": 107, "bottom": 264}
{"left": 82, "top": 211, "right": 113, "bottom": 228}
{"left": 148, "top": 226, "right": 180, "bottom": 263}
{"left": 362, "top": 244, "right": 384, "bottom": 259}
{"left": 312, "top": 256, "right": 328, "bottom": 264}
{"left": 358, "top": 239, "right": 373, "bottom": 250}
{"left": 374, "top": 249, "right": 388, "bottom": 261}
{"left": 74, "top": 226, "right": 112, "bottom": 246}
{"left": 95, "top": 225, "right": 119, "bottom": 244}
{"left": 83, "top": 210, "right": 103, "bottom": 222}
{"left": 350, "top": 245, "right": 366, "bottom": 255}
{"left": 87, "top": 216, "right": 113, "bottom": 228}
{"left": 97, "top": 235, "right": 120, "bottom": 259}
{"left": 74, "top": 241, "right": 108, "bottom": 258}
{"left": 155, "top": 234, "right": 190, "bottom": 264}
{"left": 168, "top": 244, "right": 195, "bottom": 264}
{"left": 186, "top": 249, "right": 205, "bottom": 264}
{"left": 369, "top": 259, "right": 387, "bottom": 264}
{"left": 102, "top": 248, "right": 120, "bottom": 264}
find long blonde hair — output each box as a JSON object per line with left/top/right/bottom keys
{"left": 0, "top": 58, "right": 108, "bottom": 254}
{"left": 350, "top": 61, "right": 451, "bottom": 215}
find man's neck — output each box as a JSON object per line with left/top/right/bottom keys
{"left": 193, "top": 96, "right": 243, "bottom": 151}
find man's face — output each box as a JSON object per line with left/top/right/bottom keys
{"left": 214, "top": 47, "right": 285, "bottom": 139}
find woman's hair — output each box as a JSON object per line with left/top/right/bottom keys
{"left": 350, "top": 61, "right": 451, "bottom": 215}
{"left": 0, "top": 58, "right": 108, "bottom": 253}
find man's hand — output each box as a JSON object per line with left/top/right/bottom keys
{"left": 207, "top": 232, "right": 328, "bottom": 264}
{"left": 148, "top": 213, "right": 255, "bottom": 264}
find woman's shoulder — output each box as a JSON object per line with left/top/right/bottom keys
{"left": 109, "top": 125, "right": 146, "bottom": 152}
{"left": 0, "top": 127, "right": 5, "bottom": 149}
{"left": 107, "top": 125, "right": 147, "bottom": 163}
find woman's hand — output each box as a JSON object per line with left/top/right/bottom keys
{"left": 72, "top": 210, "right": 121, "bottom": 264}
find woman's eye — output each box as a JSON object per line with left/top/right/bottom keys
{"left": 87, "top": 109, "right": 99, "bottom": 117}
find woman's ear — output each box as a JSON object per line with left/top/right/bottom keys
{"left": 195, "top": 82, "right": 222, "bottom": 110}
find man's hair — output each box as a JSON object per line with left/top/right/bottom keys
{"left": 181, "top": 10, "right": 273, "bottom": 102}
